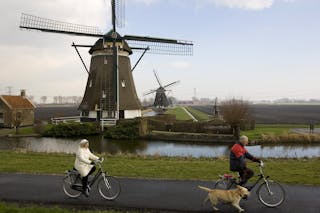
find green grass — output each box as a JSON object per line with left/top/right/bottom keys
{"left": 185, "top": 106, "right": 210, "bottom": 121}
{"left": 0, "top": 151, "right": 319, "bottom": 185}
{"left": 15, "top": 126, "right": 36, "bottom": 135}
{"left": 165, "top": 107, "right": 192, "bottom": 121}
{"left": 241, "top": 124, "right": 309, "bottom": 140}
{"left": 0, "top": 202, "right": 124, "bottom": 213}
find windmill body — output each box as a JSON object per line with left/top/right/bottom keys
{"left": 79, "top": 32, "right": 141, "bottom": 120}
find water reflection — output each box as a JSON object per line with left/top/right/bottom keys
{"left": 0, "top": 136, "right": 319, "bottom": 158}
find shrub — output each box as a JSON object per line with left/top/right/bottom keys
{"left": 105, "top": 119, "right": 139, "bottom": 139}
{"left": 42, "top": 122, "right": 100, "bottom": 137}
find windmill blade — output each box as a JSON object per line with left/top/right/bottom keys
{"left": 20, "top": 13, "right": 103, "bottom": 37}
{"left": 124, "top": 35, "right": 193, "bottom": 56}
{"left": 153, "top": 70, "right": 163, "bottom": 87}
{"left": 163, "top": 80, "right": 180, "bottom": 89}
{"left": 143, "top": 89, "right": 157, "bottom": 96}
{"left": 115, "top": 0, "right": 125, "bottom": 28}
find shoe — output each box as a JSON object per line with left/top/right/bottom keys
{"left": 82, "top": 188, "right": 89, "bottom": 197}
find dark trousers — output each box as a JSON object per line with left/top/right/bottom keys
{"left": 82, "top": 166, "right": 96, "bottom": 190}
{"left": 238, "top": 168, "right": 254, "bottom": 186}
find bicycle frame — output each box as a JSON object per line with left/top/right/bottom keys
{"left": 248, "top": 166, "right": 270, "bottom": 191}
{"left": 225, "top": 164, "right": 270, "bottom": 191}
{"left": 70, "top": 161, "right": 106, "bottom": 191}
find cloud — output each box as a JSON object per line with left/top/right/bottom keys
{"left": 170, "top": 61, "right": 192, "bottom": 69}
{"left": 133, "top": 0, "right": 159, "bottom": 6}
{"left": 208, "top": 0, "right": 274, "bottom": 10}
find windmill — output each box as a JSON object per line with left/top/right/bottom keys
{"left": 144, "top": 70, "right": 180, "bottom": 110}
{"left": 19, "top": 0, "right": 193, "bottom": 121}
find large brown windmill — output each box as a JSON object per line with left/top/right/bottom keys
{"left": 19, "top": 0, "right": 193, "bottom": 122}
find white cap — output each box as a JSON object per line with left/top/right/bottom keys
{"left": 79, "top": 139, "right": 89, "bottom": 145}
{"left": 239, "top": 135, "right": 248, "bottom": 143}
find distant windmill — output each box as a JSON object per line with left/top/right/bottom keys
{"left": 19, "top": 0, "right": 193, "bottom": 121}
{"left": 213, "top": 97, "right": 219, "bottom": 117}
{"left": 144, "top": 70, "right": 180, "bottom": 109}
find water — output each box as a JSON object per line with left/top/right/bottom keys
{"left": 0, "top": 136, "right": 319, "bottom": 158}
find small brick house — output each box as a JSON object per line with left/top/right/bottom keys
{"left": 0, "top": 90, "right": 36, "bottom": 128}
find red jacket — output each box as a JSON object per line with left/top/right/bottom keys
{"left": 229, "top": 143, "right": 258, "bottom": 171}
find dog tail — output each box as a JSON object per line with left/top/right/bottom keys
{"left": 198, "top": 185, "right": 213, "bottom": 192}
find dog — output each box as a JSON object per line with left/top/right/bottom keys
{"left": 198, "top": 185, "right": 250, "bottom": 212}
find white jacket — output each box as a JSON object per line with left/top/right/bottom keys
{"left": 74, "top": 147, "right": 99, "bottom": 177}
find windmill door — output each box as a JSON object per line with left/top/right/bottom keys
{"left": 119, "top": 110, "right": 124, "bottom": 119}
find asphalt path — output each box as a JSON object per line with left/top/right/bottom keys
{"left": 0, "top": 173, "right": 319, "bottom": 213}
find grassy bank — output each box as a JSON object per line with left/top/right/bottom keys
{"left": 242, "top": 124, "right": 320, "bottom": 142}
{"left": 0, "top": 202, "right": 123, "bottom": 213}
{"left": 0, "top": 151, "right": 319, "bottom": 185}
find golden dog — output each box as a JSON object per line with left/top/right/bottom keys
{"left": 198, "top": 185, "right": 250, "bottom": 212}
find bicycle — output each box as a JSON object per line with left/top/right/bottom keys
{"left": 62, "top": 158, "right": 121, "bottom": 200}
{"left": 214, "top": 161, "right": 285, "bottom": 207}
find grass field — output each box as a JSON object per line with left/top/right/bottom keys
{"left": 241, "top": 124, "right": 320, "bottom": 142}
{"left": 0, "top": 202, "right": 123, "bottom": 213}
{"left": 242, "top": 124, "right": 306, "bottom": 140}
{"left": 1, "top": 151, "right": 319, "bottom": 186}
{"left": 165, "top": 107, "right": 192, "bottom": 121}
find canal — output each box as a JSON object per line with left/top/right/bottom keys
{"left": 1, "top": 136, "right": 319, "bottom": 158}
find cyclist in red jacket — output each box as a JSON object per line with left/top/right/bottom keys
{"left": 230, "top": 135, "right": 260, "bottom": 187}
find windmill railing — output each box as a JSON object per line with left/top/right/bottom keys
{"left": 51, "top": 116, "right": 81, "bottom": 125}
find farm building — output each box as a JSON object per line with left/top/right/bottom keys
{"left": 0, "top": 90, "right": 36, "bottom": 128}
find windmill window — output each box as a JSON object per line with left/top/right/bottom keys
{"left": 121, "top": 80, "right": 126, "bottom": 88}
{"left": 0, "top": 112, "right": 3, "bottom": 119}
{"left": 104, "top": 57, "right": 108, "bottom": 64}
{"left": 102, "top": 90, "right": 106, "bottom": 98}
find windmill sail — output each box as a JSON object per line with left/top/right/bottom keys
{"left": 125, "top": 35, "right": 193, "bottom": 55}
{"left": 20, "top": 13, "right": 102, "bottom": 37}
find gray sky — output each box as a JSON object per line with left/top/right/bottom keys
{"left": 1, "top": 0, "right": 320, "bottom": 102}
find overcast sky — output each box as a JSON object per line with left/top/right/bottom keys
{"left": 1, "top": 0, "right": 320, "bottom": 102}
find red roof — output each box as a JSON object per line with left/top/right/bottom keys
{"left": 0, "top": 95, "right": 35, "bottom": 109}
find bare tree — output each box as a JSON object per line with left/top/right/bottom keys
{"left": 13, "top": 111, "right": 22, "bottom": 134}
{"left": 220, "top": 98, "right": 250, "bottom": 139}
{"left": 40, "top": 96, "right": 47, "bottom": 104}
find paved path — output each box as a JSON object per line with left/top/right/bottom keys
{"left": 182, "top": 107, "right": 198, "bottom": 122}
{"left": 0, "top": 173, "right": 319, "bottom": 212}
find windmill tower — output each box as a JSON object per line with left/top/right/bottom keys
{"left": 144, "top": 70, "right": 180, "bottom": 110}
{"left": 19, "top": 0, "right": 193, "bottom": 121}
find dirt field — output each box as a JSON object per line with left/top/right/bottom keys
{"left": 191, "top": 104, "right": 320, "bottom": 124}
{"left": 35, "top": 105, "right": 79, "bottom": 122}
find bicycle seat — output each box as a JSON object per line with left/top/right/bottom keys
{"left": 223, "top": 174, "right": 234, "bottom": 178}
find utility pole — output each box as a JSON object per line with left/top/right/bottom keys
{"left": 6, "top": 86, "right": 13, "bottom": 95}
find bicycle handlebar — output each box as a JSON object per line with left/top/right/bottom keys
{"left": 93, "top": 157, "right": 104, "bottom": 165}
{"left": 259, "top": 160, "right": 264, "bottom": 167}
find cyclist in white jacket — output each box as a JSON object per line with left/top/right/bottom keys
{"left": 74, "top": 139, "right": 99, "bottom": 197}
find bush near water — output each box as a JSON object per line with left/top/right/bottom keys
{"left": 105, "top": 119, "right": 140, "bottom": 139}
{"left": 42, "top": 122, "right": 100, "bottom": 137}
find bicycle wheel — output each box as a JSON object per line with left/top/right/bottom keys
{"left": 98, "top": 176, "right": 121, "bottom": 200}
{"left": 214, "top": 179, "right": 236, "bottom": 190}
{"left": 257, "top": 180, "right": 285, "bottom": 207}
{"left": 62, "top": 175, "right": 82, "bottom": 198}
